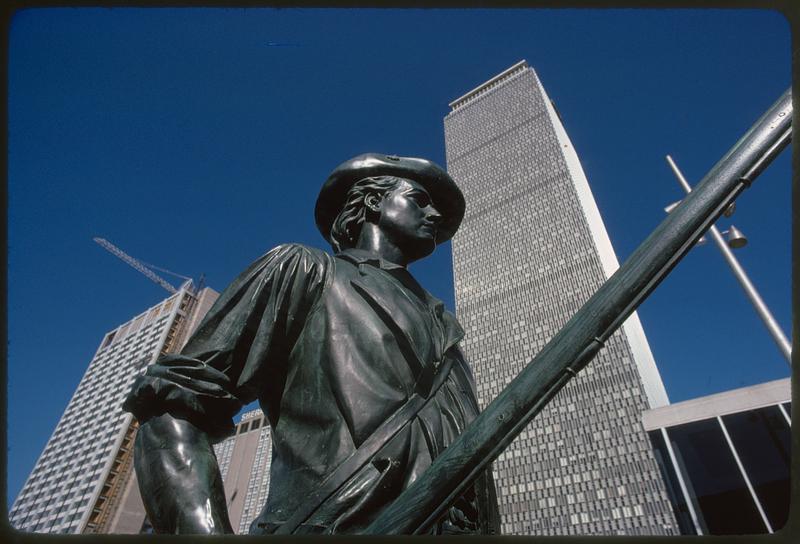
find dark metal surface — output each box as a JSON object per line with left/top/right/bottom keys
{"left": 133, "top": 413, "right": 233, "bottom": 534}
{"left": 272, "top": 354, "right": 457, "bottom": 535}
{"left": 123, "top": 155, "right": 500, "bottom": 534}
{"left": 315, "top": 153, "right": 465, "bottom": 246}
{"left": 365, "top": 89, "right": 792, "bottom": 534}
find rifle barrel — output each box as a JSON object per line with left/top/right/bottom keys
{"left": 364, "top": 88, "right": 792, "bottom": 534}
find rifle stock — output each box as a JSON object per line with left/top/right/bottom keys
{"left": 364, "top": 88, "right": 792, "bottom": 534}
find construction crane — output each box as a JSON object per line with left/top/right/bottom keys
{"left": 93, "top": 237, "right": 193, "bottom": 294}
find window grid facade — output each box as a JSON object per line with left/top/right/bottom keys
{"left": 444, "top": 61, "right": 677, "bottom": 535}
{"left": 210, "top": 409, "right": 273, "bottom": 534}
{"left": 236, "top": 415, "right": 273, "bottom": 534}
{"left": 9, "top": 284, "right": 219, "bottom": 534}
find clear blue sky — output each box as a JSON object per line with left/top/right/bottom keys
{"left": 7, "top": 8, "right": 792, "bottom": 506}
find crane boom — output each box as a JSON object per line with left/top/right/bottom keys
{"left": 93, "top": 237, "right": 178, "bottom": 294}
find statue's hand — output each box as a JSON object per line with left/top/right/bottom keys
{"left": 134, "top": 413, "right": 234, "bottom": 534}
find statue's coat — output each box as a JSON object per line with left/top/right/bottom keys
{"left": 125, "top": 243, "right": 500, "bottom": 534}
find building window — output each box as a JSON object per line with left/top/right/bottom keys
{"left": 665, "top": 419, "right": 765, "bottom": 534}
{"left": 721, "top": 406, "right": 791, "bottom": 530}
{"left": 101, "top": 332, "right": 116, "bottom": 349}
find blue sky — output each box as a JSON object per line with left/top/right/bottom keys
{"left": 7, "top": 8, "right": 792, "bottom": 505}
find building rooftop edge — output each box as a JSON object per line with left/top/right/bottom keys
{"left": 239, "top": 409, "right": 265, "bottom": 421}
{"left": 642, "top": 377, "right": 791, "bottom": 430}
{"left": 448, "top": 60, "right": 529, "bottom": 110}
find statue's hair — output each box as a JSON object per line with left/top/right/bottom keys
{"left": 330, "top": 176, "right": 402, "bottom": 252}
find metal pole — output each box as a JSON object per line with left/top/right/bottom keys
{"left": 717, "top": 416, "right": 774, "bottom": 533}
{"left": 665, "top": 155, "right": 791, "bottom": 364}
{"left": 364, "top": 88, "right": 792, "bottom": 535}
{"left": 659, "top": 427, "right": 704, "bottom": 535}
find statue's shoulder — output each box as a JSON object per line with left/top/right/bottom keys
{"left": 256, "top": 243, "right": 334, "bottom": 271}
{"left": 266, "top": 242, "right": 330, "bottom": 259}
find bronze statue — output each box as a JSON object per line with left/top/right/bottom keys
{"left": 123, "top": 153, "right": 501, "bottom": 535}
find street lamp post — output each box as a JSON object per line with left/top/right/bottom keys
{"left": 665, "top": 155, "right": 791, "bottom": 364}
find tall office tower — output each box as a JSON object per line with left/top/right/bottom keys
{"left": 8, "top": 283, "right": 219, "bottom": 534}
{"left": 444, "top": 60, "right": 678, "bottom": 535}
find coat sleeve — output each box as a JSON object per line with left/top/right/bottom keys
{"left": 122, "top": 244, "right": 331, "bottom": 442}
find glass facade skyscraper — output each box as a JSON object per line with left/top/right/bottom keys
{"left": 8, "top": 283, "right": 219, "bottom": 533}
{"left": 643, "top": 378, "right": 791, "bottom": 535}
{"left": 444, "top": 60, "right": 678, "bottom": 535}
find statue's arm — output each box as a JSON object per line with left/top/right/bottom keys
{"left": 134, "top": 413, "right": 234, "bottom": 534}
{"left": 125, "top": 244, "right": 330, "bottom": 533}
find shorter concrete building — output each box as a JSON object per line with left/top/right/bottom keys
{"left": 214, "top": 409, "right": 273, "bottom": 534}
{"left": 9, "top": 283, "right": 219, "bottom": 534}
{"left": 642, "top": 378, "right": 791, "bottom": 535}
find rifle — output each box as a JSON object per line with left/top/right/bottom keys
{"left": 364, "top": 88, "right": 792, "bottom": 534}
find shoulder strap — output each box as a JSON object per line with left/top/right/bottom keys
{"left": 273, "top": 355, "right": 456, "bottom": 535}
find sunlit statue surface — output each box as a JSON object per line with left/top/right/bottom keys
{"left": 123, "top": 153, "right": 501, "bottom": 535}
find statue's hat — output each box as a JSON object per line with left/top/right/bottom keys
{"left": 315, "top": 153, "right": 465, "bottom": 245}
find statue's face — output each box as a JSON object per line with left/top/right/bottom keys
{"left": 376, "top": 178, "right": 442, "bottom": 261}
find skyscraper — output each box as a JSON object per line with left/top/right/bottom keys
{"left": 9, "top": 283, "right": 219, "bottom": 534}
{"left": 444, "top": 60, "right": 678, "bottom": 535}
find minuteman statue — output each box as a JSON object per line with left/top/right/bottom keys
{"left": 123, "top": 153, "right": 501, "bottom": 535}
